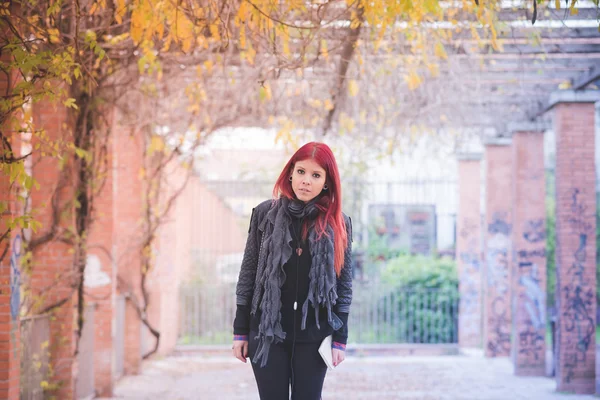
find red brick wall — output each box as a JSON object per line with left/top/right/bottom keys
{"left": 483, "top": 141, "right": 513, "bottom": 358}
{"left": 554, "top": 102, "right": 596, "bottom": 393}
{"left": 113, "top": 122, "right": 144, "bottom": 374}
{"left": 0, "top": 28, "right": 22, "bottom": 398}
{"left": 85, "top": 120, "right": 114, "bottom": 396}
{"left": 31, "top": 98, "right": 76, "bottom": 399}
{"left": 456, "top": 156, "right": 483, "bottom": 348}
{"left": 511, "top": 131, "right": 546, "bottom": 375}
{"left": 0, "top": 131, "right": 21, "bottom": 400}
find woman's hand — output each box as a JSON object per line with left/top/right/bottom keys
{"left": 332, "top": 348, "right": 345, "bottom": 367}
{"left": 233, "top": 340, "right": 249, "bottom": 363}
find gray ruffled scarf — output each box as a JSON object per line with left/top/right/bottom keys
{"left": 251, "top": 196, "right": 339, "bottom": 367}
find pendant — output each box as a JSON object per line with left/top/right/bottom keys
{"left": 296, "top": 247, "right": 303, "bottom": 256}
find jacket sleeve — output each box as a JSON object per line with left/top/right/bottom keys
{"left": 334, "top": 214, "right": 353, "bottom": 314}
{"left": 332, "top": 214, "right": 353, "bottom": 345}
{"left": 235, "top": 207, "right": 262, "bottom": 307}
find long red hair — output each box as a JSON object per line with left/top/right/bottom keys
{"left": 273, "top": 142, "right": 348, "bottom": 276}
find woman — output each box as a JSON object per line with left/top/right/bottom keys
{"left": 232, "top": 142, "right": 353, "bottom": 399}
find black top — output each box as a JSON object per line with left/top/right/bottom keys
{"left": 233, "top": 215, "right": 349, "bottom": 344}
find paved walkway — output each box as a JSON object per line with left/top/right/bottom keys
{"left": 101, "top": 350, "right": 597, "bottom": 400}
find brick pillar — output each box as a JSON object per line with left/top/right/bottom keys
{"left": 0, "top": 22, "right": 21, "bottom": 398}
{"left": 85, "top": 115, "right": 114, "bottom": 396}
{"left": 483, "top": 138, "right": 513, "bottom": 357}
{"left": 456, "top": 153, "right": 483, "bottom": 348}
{"left": 0, "top": 131, "right": 21, "bottom": 400}
{"left": 113, "top": 117, "right": 144, "bottom": 374}
{"left": 550, "top": 91, "right": 599, "bottom": 393}
{"left": 510, "top": 124, "right": 547, "bottom": 375}
{"left": 31, "top": 99, "right": 76, "bottom": 398}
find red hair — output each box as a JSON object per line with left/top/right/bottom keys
{"left": 273, "top": 142, "right": 348, "bottom": 276}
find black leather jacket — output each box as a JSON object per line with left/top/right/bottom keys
{"left": 235, "top": 199, "right": 353, "bottom": 316}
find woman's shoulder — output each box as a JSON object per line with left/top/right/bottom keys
{"left": 250, "top": 199, "right": 276, "bottom": 222}
{"left": 254, "top": 199, "right": 275, "bottom": 213}
{"left": 341, "top": 212, "right": 352, "bottom": 241}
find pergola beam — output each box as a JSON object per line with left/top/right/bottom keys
{"left": 572, "top": 64, "right": 600, "bottom": 89}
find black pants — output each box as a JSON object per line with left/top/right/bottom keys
{"left": 248, "top": 331, "right": 328, "bottom": 400}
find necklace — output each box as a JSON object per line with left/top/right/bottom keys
{"left": 291, "top": 218, "right": 304, "bottom": 256}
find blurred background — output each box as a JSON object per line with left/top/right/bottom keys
{"left": 1, "top": 0, "right": 600, "bottom": 399}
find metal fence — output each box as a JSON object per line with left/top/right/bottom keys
{"left": 20, "top": 315, "right": 50, "bottom": 400}
{"left": 179, "top": 178, "right": 459, "bottom": 345}
{"left": 349, "top": 283, "right": 458, "bottom": 344}
{"left": 179, "top": 282, "right": 459, "bottom": 345}
{"left": 179, "top": 283, "right": 237, "bottom": 344}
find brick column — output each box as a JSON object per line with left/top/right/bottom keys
{"left": 0, "top": 23, "right": 21, "bottom": 398}
{"left": 0, "top": 133, "right": 21, "bottom": 400}
{"left": 85, "top": 114, "right": 115, "bottom": 396}
{"left": 31, "top": 99, "right": 76, "bottom": 399}
{"left": 456, "top": 153, "right": 483, "bottom": 348}
{"left": 113, "top": 117, "right": 144, "bottom": 374}
{"left": 510, "top": 123, "right": 547, "bottom": 375}
{"left": 483, "top": 137, "right": 513, "bottom": 357}
{"left": 550, "top": 91, "right": 599, "bottom": 394}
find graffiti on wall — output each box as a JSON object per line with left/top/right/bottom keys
{"left": 458, "top": 218, "right": 481, "bottom": 341}
{"left": 486, "top": 212, "right": 511, "bottom": 356}
{"left": 514, "top": 216, "right": 547, "bottom": 367}
{"left": 561, "top": 188, "right": 595, "bottom": 383}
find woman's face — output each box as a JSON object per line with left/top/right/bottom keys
{"left": 290, "top": 159, "right": 327, "bottom": 203}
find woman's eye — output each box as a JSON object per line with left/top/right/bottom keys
{"left": 297, "top": 169, "right": 304, "bottom": 174}
{"left": 313, "top": 174, "right": 320, "bottom": 178}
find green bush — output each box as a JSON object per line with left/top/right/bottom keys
{"left": 377, "top": 254, "right": 459, "bottom": 343}
{"left": 545, "top": 170, "right": 556, "bottom": 310}
{"left": 381, "top": 254, "right": 459, "bottom": 290}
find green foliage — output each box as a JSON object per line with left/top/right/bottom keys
{"left": 365, "top": 225, "right": 407, "bottom": 263}
{"left": 545, "top": 170, "right": 556, "bottom": 310}
{"left": 375, "top": 254, "right": 459, "bottom": 343}
{"left": 382, "top": 254, "right": 459, "bottom": 291}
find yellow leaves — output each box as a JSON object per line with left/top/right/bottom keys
{"left": 209, "top": 24, "right": 221, "bottom": 43}
{"left": 275, "top": 118, "right": 296, "bottom": 146}
{"left": 130, "top": 4, "right": 145, "bottom": 45}
{"left": 434, "top": 42, "right": 447, "bottom": 60}
{"left": 115, "top": 0, "right": 127, "bottom": 24}
{"left": 404, "top": 71, "right": 422, "bottom": 91}
{"left": 63, "top": 98, "right": 78, "bottom": 109}
{"left": 324, "top": 99, "right": 334, "bottom": 111}
{"left": 320, "top": 40, "right": 329, "bottom": 60}
{"left": 107, "top": 33, "right": 130, "bottom": 46}
{"left": 239, "top": 25, "right": 247, "bottom": 50}
{"left": 427, "top": 62, "right": 439, "bottom": 78}
{"left": 339, "top": 113, "right": 355, "bottom": 135}
{"left": 558, "top": 81, "right": 572, "bottom": 90}
{"left": 308, "top": 98, "right": 322, "bottom": 109}
{"left": 0, "top": 2, "right": 10, "bottom": 16}
{"left": 203, "top": 60, "right": 213, "bottom": 74}
{"left": 280, "top": 25, "right": 291, "bottom": 57}
{"left": 259, "top": 83, "right": 272, "bottom": 102}
{"left": 48, "top": 28, "right": 61, "bottom": 44}
{"left": 187, "top": 103, "right": 201, "bottom": 115}
{"left": 244, "top": 43, "right": 257, "bottom": 65}
{"left": 348, "top": 80, "right": 359, "bottom": 97}
{"left": 148, "top": 135, "right": 165, "bottom": 156}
